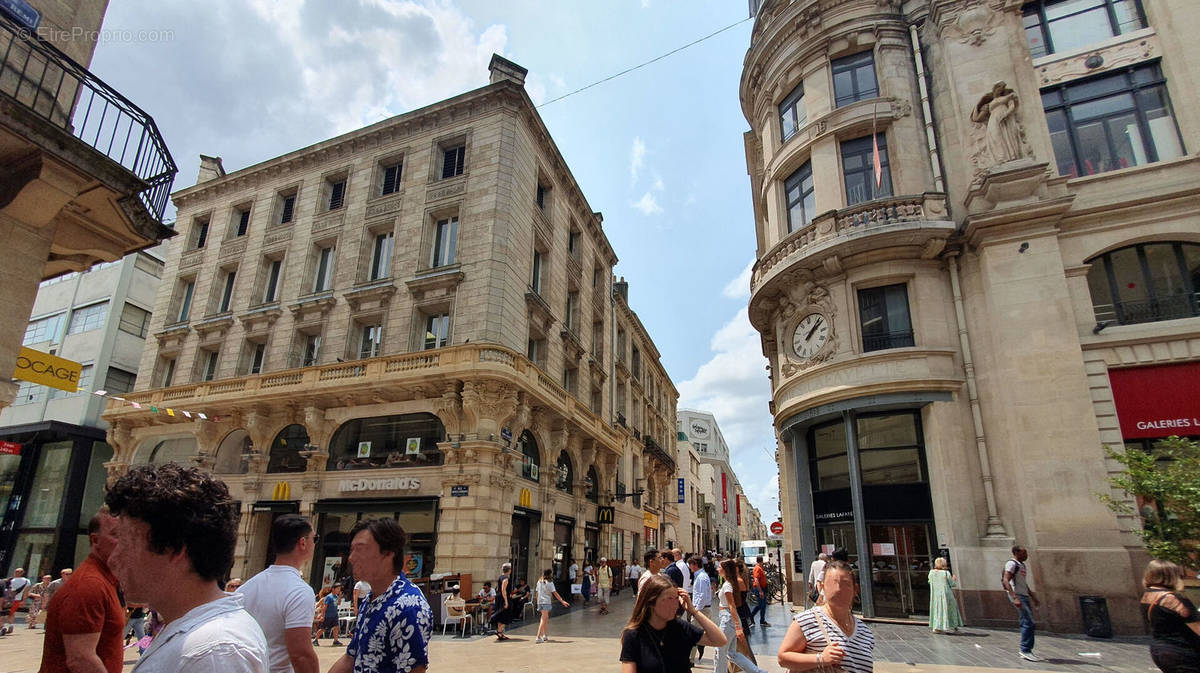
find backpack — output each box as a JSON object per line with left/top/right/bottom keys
{"left": 0, "top": 580, "right": 13, "bottom": 611}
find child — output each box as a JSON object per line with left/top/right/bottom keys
{"left": 534, "top": 569, "right": 570, "bottom": 643}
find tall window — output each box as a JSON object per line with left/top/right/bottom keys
{"left": 569, "top": 230, "right": 581, "bottom": 260}
{"left": 178, "top": 281, "right": 194, "bottom": 322}
{"left": 556, "top": 450, "right": 574, "bottom": 493}
{"left": 1022, "top": 0, "right": 1147, "bottom": 58}
{"left": 159, "top": 357, "right": 176, "bottom": 387}
{"left": 1086, "top": 241, "right": 1200, "bottom": 325}
{"left": 531, "top": 250, "right": 544, "bottom": 294}
{"left": 779, "top": 82, "right": 806, "bottom": 142}
{"left": 527, "top": 336, "right": 546, "bottom": 367}
{"left": 370, "top": 232, "right": 394, "bottom": 280}
{"left": 442, "top": 145, "right": 465, "bottom": 179}
{"left": 234, "top": 208, "right": 250, "bottom": 237}
{"left": 118, "top": 303, "right": 151, "bottom": 338}
{"left": 68, "top": 302, "right": 108, "bottom": 335}
{"left": 201, "top": 349, "right": 220, "bottom": 382}
{"left": 831, "top": 51, "right": 879, "bottom": 108}
{"left": 562, "top": 366, "right": 577, "bottom": 395}
{"left": 424, "top": 313, "right": 450, "bottom": 350}
{"left": 279, "top": 194, "right": 296, "bottom": 224}
{"left": 520, "top": 431, "right": 540, "bottom": 482}
{"left": 263, "top": 259, "right": 282, "bottom": 303}
{"left": 858, "top": 284, "right": 914, "bottom": 352}
{"left": 432, "top": 217, "right": 458, "bottom": 268}
{"left": 192, "top": 218, "right": 209, "bottom": 249}
{"left": 1042, "top": 63, "right": 1183, "bottom": 178}
{"left": 24, "top": 313, "right": 63, "bottom": 345}
{"left": 566, "top": 292, "right": 578, "bottom": 331}
{"left": 785, "top": 161, "right": 816, "bottom": 232}
{"left": 103, "top": 367, "right": 137, "bottom": 394}
{"left": 327, "top": 179, "right": 346, "bottom": 210}
{"left": 841, "top": 134, "right": 892, "bottom": 206}
{"left": 381, "top": 161, "right": 402, "bottom": 195}
{"left": 313, "top": 246, "right": 335, "bottom": 292}
{"left": 218, "top": 270, "right": 236, "bottom": 313}
{"left": 586, "top": 466, "right": 599, "bottom": 503}
{"left": 302, "top": 334, "right": 321, "bottom": 367}
{"left": 358, "top": 324, "right": 382, "bottom": 359}
{"left": 536, "top": 180, "right": 549, "bottom": 210}
{"left": 246, "top": 342, "right": 266, "bottom": 374}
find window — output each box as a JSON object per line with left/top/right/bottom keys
{"left": 68, "top": 302, "right": 108, "bottom": 335}
{"left": 103, "top": 367, "right": 137, "bottom": 394}
{"left": 591, "top": 387, "right": 602, "bottom": 415}
{"left": 118, "top": 303, "right": 151, "bottom": 338}
{"left": 370, "top": 232, "right": 394, "bottom": 280}
{"left": 326, "top": 413, "right": 446, "bottom": 469}
{"left": 527, "top": 336, "right": 546, "bottom": 367}
{"left": 531, "top": 250, "right": 544, "bottom": 294}
{"left": 327, "top": 178, "right": 346, "bottom": 210}
{"left": 520, "top": 431, "right": 540, "bottom": 482}
{"left": 192, "top": 217, "right": 209, "bottom": 249}
{"left": 301, "top": 334, "right": 321, "bottom": 367}
{"left": 159, "top": 357, "right": 176, "bottom": 388}
{"left": 785, "top": 161, "right": 816, "bottom": 232}
{"left": 50, "top": 365, "right": 91, "bottom": 399}
{"left": 831, "top": 51, "right": 879, "bottom": 108}
{"left": 555, "top": 450, "right": 573, "bottom": 493}
{"left": 263, "top": 259, "right": 283, "bottom": 303}
{"left": 586, "top": 466, "right": 599, "bottom": 503}
{"left": 1042, "top": 63, "right": 1184, "bottom": 178}
{"left": 13, "top": 379, "right": 44, "bottom": 405}
{"left": 536, "top": 180, "right": 549, "bottom": 210}
{"left": 358, "top": 323, "right": 383, "bottom": 359}
{"left": 779, "top": 81, "right": 806, "bottom": 142}
{"left": 200, "top": 349, "right": 220, "bottom": 382}
{"left": 1086, "top": 242, "right": 1200, "bottom": 325}
{"left": 313, "top": 245, "right": 335, "bottom": 292}
{"left": 233, "top": 207, "right": 250, "bottom": 237}
{"left": 432, "top": 217, "right": 458, "bottom": 268}
{"left": 858, "top": 283, "right": 914, "bottom": 352}
{"left": 279, "top": 194, "right": 296, "bottom": 224}
{"left": 381, "top": 161, "right": 402, "bottom": 195}
{"left": 1023, "top": 0, "right": 1147, "bottom": 58}
{"left": 631, "top": 346, "right": 641, "bottom": 379}
{"left": 177, "top": 280, "right": 195, "bottom": 322}
{"left": 24, "top": 314, "right": 63, "bottom": 345}
{"left": 218, "top": 270, "right": 237, "bottom": 313}
{"left": 423, "top": 313, "right": 450, "bottom": 350}
{"left": 562, "top": 366, "right": 577, "bottom": 395}
{"left": 566, "top": 292, "right": 578, "bottom": 331}
{"left": 569, "top": 229, "right": 581, "bottom": 259}
{"left": 841, "top": 134, "right": 892, "bottom": 206}
{"left": 245, "top": 342, "right": 266, "bottom": 374}
{"left": 441, "top": 145, "right": 465, "bottom": 179}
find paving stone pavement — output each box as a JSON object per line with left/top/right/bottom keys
{"left": 0, "top": 590, "right": 1161, "bottom": 672}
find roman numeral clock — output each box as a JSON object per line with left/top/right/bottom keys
{"left": 778, "top": 282, "right": 838, "bottom": 377}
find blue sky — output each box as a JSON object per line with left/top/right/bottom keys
{"left": 88, "top": 0, "right": 779, "bottom": 519}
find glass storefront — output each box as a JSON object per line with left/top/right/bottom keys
{"left": 553, "top": 515, "right": 574, "bottom": 594}
{"left": 311, "top": 498, "right": 438, "bottom": 591}
{"left": 509, "top": 508, "right": 540, "bottom": 584}
{"left": 326, "top": 414, "right": 445, "bottom": 470}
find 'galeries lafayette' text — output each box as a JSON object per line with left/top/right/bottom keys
{"left": 1135, "top": 419, "right": 1198, "bottom": 431}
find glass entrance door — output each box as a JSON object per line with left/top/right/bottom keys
{"left": 867, "top": 523, "right": 933, "bottom": 618}
{"left": 509, "top": 513, "right": 532, "bottom": 584}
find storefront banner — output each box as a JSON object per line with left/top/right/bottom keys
{"left": 736, "top": 494, "right": 741, "bottom": 525}
{"left": 1109, "top": 362, "right": 1200, "bottom": 439}
{"left": 14, "top": 346, "right": 81, "bottom": 392}
{"left": 643, "top": 511, "right": 659, "bottom": 529}
{"left": 721, "top": 473, "right": 728, "bottom": 514}
{"left": 677, "top": 478, "right": 685, "bottom": 503}
{"left": 0, "top": 440, "right": 20, "bottom": 455}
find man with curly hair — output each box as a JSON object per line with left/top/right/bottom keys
{"left": 104, "top": 463, "right": 267, "bottom": 673}
{"left": 328, "top": 518, "right": 431, "bottom": 673}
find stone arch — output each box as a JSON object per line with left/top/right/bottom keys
{"left": 213, "top": 429, "right": 251, "bottom": 474}
{"left": 267, "top": 424, "right": 309, "bottom": 473}
{"left": 132, "top": 434, "right": 197, "bottom": 466}
{"left": 554, "top": 449, "right": 574, "bottom": 494}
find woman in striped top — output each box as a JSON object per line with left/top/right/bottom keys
{"left": 778, "top": 560, "right": 874, "bottom": 672}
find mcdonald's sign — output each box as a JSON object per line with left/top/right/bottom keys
{"left": 271, "top": 481, "right": 292, "bottom": 500}
{"left": 597, "top": 506, "right": 615, "bottom": 525}
{"left": 518, "top": 488, "right": 532, "bottom": 508}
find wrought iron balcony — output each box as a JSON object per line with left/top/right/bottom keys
{"left": 1092, "top": 293, "right": 1200, "bottom": 327}
{"left": 861, "top": 329, "right": 916, "bottom": 353}
{"left": 0, "top": 11, "right": 176, "bottom": 221}
{"left": 643, "top": 434, "right": 675, "bottom": 472}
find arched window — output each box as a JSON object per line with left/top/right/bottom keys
{"left": 520, "top": 431, "right": 540, "bottom": 482}
{"left": 555, "top": 450, "right": 573, "bottom": 493}
{"left": 326, "top": 414, "right": 445, "bottom": 470}
{"left": 1087, "top": 242, "right": 1200, "bottom": 326}
{"left": 134, "top": 435, "right": 196, "bottom": 466}
{"left": 586, "top": 466, "right": 599, "bottom": 503}
{"left": 213, "top": 430, "right": 250, "bottom": 474}
{"left": 268, "top": 424, "right": 309, "bottom": 473}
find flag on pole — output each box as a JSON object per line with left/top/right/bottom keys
{"left": 872, "top": 102, "right": 882, "bottom": 190}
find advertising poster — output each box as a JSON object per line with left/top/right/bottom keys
{"left": 357, "top": 441, "right": 371, "bottom": 458}
{"left": 405, "top": 551, "right": 423, "bottom": 578}
{"left": 322, "top": 557, "right": 342, "bottom": 588}
{"left": 405, "top": 437, "right": 421, "bottom": 455}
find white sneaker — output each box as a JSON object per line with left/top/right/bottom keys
{"left": 1019, "top": 651, "right": 1043, "bottom": 662}
{"left": 536, "top": 636, "right": 545, "bottom": 643}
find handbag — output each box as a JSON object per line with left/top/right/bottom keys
{"left": 810, "top": 608, "right": 848, "bottom": 673}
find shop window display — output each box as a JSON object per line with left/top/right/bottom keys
{"left": 326, "top": 414, "right": 445, "bottom": 470}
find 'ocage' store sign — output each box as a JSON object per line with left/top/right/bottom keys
{"left": 13, "top": 347, "right": 82, "bottom": 393}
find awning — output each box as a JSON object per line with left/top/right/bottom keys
{"left": 1108, "top": 362, "right": 1200, "bottom": 439}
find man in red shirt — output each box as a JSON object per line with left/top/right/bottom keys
{"left": 39, "top": 508, "right": 124, "bottom": 673}
{"left": 748, "top": 556, "right": 771, "bottom": 627}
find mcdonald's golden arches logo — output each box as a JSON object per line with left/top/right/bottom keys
{"left": 518, "top": 488, "right": 531, "bottom": 508}
{"left": 271, "top": 481, "right": 292, "bottom": 500}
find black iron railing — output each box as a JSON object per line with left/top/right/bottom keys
{"left": 0, "top": 12, "right": 176, "bottom": 221}
{"left": 644, "top": 435, "right": 676, "bottom": 472}
{"left": 1093, "top": 293, "right": 1200, "bottom": 326}
{"left": 862, "top": 329, "right": 915, "bottom": 353}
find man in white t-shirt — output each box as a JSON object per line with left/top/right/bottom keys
{"left": 672, "top": 548, "right": 692, "bottom": 592}
{"left": 2, "top": 568, "right": 31, "bottom": 634}
{"left": 238, "top": 515, "right": 320, "bottom": 673}
{"left": 352, "top": 579, "right": 371, "bottom": 615}
{"left": 627, "top": 562, "right": 642, "bottom": 591}
{"left": 1003, "top": 544, "right": 1041, "bottom": 662}
{"left": 808, "top": 553, "right": 827, "bottom": 604}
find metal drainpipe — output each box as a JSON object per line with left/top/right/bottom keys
{"left": 910, "top": 23, "right": 945, "bottom": 193}
{"left": 947, "top": 253, "right": 1008, "bottom": 537}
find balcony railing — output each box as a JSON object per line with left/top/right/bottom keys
{"left": 1092, "top": 293, "right": 1200, "bottom": 327}
{"left": 0, "top": 12, "right": 177, "bottom": 221}
{"left": 862, "top": 330, "right": 915, "bottom": 353}
{"left": 644, "top": 435, "right": 676, "bottom": 472}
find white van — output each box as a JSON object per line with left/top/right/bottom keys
{"left": 742, "top": 540, "right": 768, "bottom": 566}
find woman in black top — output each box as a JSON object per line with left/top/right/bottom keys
{"left": 620, "top": 574, "right": 725, "bottom": 673}
{"left": 1141, "top": 559, "right": 1200, "bottom": 673}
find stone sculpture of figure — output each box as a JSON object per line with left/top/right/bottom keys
{"left": 971, "top": 81, "right": 1024, "bottom": 166}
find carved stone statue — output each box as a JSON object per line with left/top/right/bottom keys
{"left": 971, "top": 81, "right": 1027, "bottom": 167}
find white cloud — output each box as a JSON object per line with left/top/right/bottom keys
{"left": 630, "top": 136, "right": 646, "bottom": 183}
{"left": 632, "top": 192, "right": 663, "bottom": 215}
{"left": 722, "top": 258, "right": 754, "bottom": 300}
{"left": 651, "top": 174, "right": 665, "bottom": 192}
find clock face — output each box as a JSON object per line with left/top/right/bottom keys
{"left": 792, "top": 313, "right": 830, "bottom": 360}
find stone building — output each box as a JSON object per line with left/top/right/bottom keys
{"left": 102, "top": 56, "right": 680, "bottom": 593}
{"left": 741, "top": 0, "right": 1199, "bottom": 633}
{"left": 679, "top": 409, "right": 746, "bottom": 554}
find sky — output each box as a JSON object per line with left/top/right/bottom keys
{"left": 87, "top": 0, "right": 780, "bottom": 521}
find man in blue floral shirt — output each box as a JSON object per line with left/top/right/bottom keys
{"left": 328, "top": 519, "right": 432, "bottom": 673}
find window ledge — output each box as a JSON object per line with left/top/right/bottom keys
{"left": 405, "top": 267, "right": 464, "bottom": 303}
{"left": 238, "top": 304, "right": 283, "bottom": 334}
{"left": 195, "top": 313, "right": 234, "bottom": 343}
{"left": 180, "top": 248, "right": 205, "bottom": 270}
{"left": 346, "top": 280, "right": 397, "bottom": 312}
{"left": 1064, "top": 153, "right": 1200, "bottom": 189}
{"left": 365, "top": 191, "right": 404, "bottom": 218}
{"left": 1033, "top": 27, "right": 1157, "bottom": 86}
{"left": 289, "top": 292, "right": 337, "bottom": 324}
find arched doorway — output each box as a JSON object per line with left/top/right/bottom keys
{"left": 267, "top": 425, "right": 309, "bottom": 473}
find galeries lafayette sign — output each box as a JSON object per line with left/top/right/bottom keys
{"left": 1108, "top": 362, "right": 1200, "bottom": 439}
{"left": 338, "top": 477, "right": 421, "bottom": 493}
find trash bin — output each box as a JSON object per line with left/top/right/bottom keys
{"left": 1079, "top": 595, "right": 1112, "bottom": 638}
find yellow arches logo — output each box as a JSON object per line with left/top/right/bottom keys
{"left": 519, "top": 488, "right": 531, "bottom": 508}
{"left": 271, "top": 482, "right": 291, "bottom": 500}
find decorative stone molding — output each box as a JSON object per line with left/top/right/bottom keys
{"left": 969, "top": 82, "right": 1033, "bottom": 177}
{"left": 155, "top": 323, "right": 190, "bottom": 349}
{"left": 426, "top": 177, "right": 467, "bottom": 203}
{"left": 194, "top": 313, "right": 235, "bottom": 343}
{"left": 344, "top": 280, "right": 397, "bottom": 313}
{"left": 1035, "top": 30, "right": 1157, "bottom": 87}
{"left": 404, "top": 267, "right": 464, "bottom": 303}
{"left": 179, "top": 249, "right": 204, "bottom": 270}
{"left": 238, "top": 304, "right": 282, "bottom": 335}
{"left": 525, "top": 290, "right": 556, "bottom": 334}
{"left": 103, "top": 460, "right": 130, "bottom": 485}
{"left": 365, "top": 193, "right": 404, "bottom": 219}
{"left": 937, "top": 2, "right": 1001, "bottom": 46}
{"left": 219, "top": 237, "right": 248, "bottom": 261}
{"left": 263, "top": 226, "right": 292, "bottom": 248}
{"left": 311, "top": 209, "right": 345, "bottom": 235}
{"left": 460, "top": 380, "right": 518, "bottom": 436}
{"left": 288, "top": 292, "right": 336, "bottom": 325}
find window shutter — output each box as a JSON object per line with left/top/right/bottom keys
{"left": 382, "top": 165, "right": 400, "bottom": 195}
{"left": 280, "top": 196, "right": 295, "bottom": 224}
{"left": 329, "top": 181, "right": 346, "bottom": 210}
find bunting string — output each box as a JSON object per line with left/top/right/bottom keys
{"left": 90, "top": 389, "right": 228, "bottom": 422}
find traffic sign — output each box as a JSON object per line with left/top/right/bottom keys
{"left": 770, "top": 521, "right": 784, "bottom": 535}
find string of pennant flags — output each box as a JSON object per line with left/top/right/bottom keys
{"left": 89, "top": 389, "right": 228, "bottom": 422}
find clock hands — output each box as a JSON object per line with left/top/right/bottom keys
{"left": 805, "top": 317, "right": 823, "bottom": 342}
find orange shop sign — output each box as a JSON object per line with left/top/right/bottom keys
{"left": 13, "top": 347, "right": 82, "bottom": 393}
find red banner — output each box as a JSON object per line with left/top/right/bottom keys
{"left": 736, "top": 493, "right": 741, "bottom": 525}
{"left": 0, "top": 441, "right": 20, "bottom": 456}
{"left": 721, "top": 472, "right": 728, "bottom": 514}
{"left": 1109, "top": 362, "right": 1200, "bottom": 439}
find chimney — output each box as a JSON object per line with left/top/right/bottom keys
{"left": 614, "top": 276, "right": 629, "bottom": 302}
{"left": 197, "top": 155, "right": 225, "bottom": 184}
{"left": 488, "top": 54, "right": 528, "bottom": 87}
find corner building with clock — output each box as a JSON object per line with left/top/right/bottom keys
{"left": 99, "top": 56, "right": 683, "bottom": 599}
{"left": 742, "top": 0, "right": 1200, "bottom": 633}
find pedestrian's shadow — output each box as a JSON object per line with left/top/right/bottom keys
{"left": 1039, "top": 658, "right": 1102, "bottom": 667}
{"left": 542, "top": 639, "right": 574, "bottom": 644}
{"left": 939, "top": 630, "right": 989, "bottom": 638}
